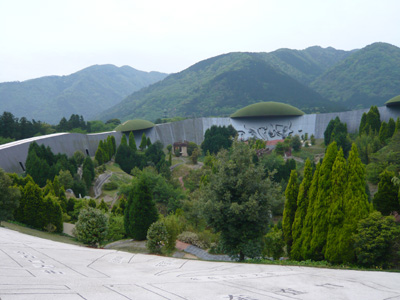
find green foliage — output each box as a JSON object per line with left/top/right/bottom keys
{"left": 121, "top": 134, "right": 127, "bottom": 146}
{"left": 231, "top": 102, "right": 304, "bottom": 118}
{"left": 82, "top": 157, "right": 95, "bottom": 189}
{"left": 139, "top": 133, "right": 147, "bottom": 151}
{"left": 200, "top": 141, "right": 282, "bottom": 261}
{"left": 290, "top": 135, "right": 302, "bottom": 151}
{"left": 103, "top": 181, "right": 118, "bottom": 190}
{"left": 98, "top": 51, "right": 338, "bottom": 122}
{"left": 201, "top": 125, "right": 236, "bottom": 155}
{"left": 128, "top": 132, "right": 137, "bottom": 151}
{"left": 144, "top": 140, "right": 166, "bottom": 172}
{"left": 98, "top": 199, "right": 109, "bottom": 212}
{"left": 324, "top": 149, "right": 347, "bottom": 263}
{"left": 146, "top": 221, "right": 169, "bottom": 254}
{"left": 115, "top": 144, "right": 144, "bottom": 174}
{"left": 354, "top": 133, "right": 382, "bottom": 164}
{"left": 88, "top": 198, "right": 96, "bottom": 208}
{"left": 282, "top": 170, "right": 299, "bottom": 254}
{"left": 190, "top": 148, "right": 200, "bottom": 164}
{"left": 161, "top": 214, "right": 186, "bottom": 251}
{"left": 114, "top": 119, "right": 155, "bottom": 132}
{"left": 373, "top": 170, "right": 400, "bottom": 215}
{"left": 187, "top": 142, "right": 198, "bottom": 156}
{"left": 124, "top": 174, "right": 158, "bottom": 240}
{"left": 310, "top": 134, "right": 316, "bottom": 145}
{"left": 312, "top": 43, "right": 400, "bottom": 109}
{"left": 73, "top": 151, "right": 85, "bottom": 166}
{"left": 290, "top": 159, "right": 313, "bottom": 260}
{"left": 106, "top": 215, "right": 126, "bottom": 242}
{"left": 353, "top": 211, "right": 400, "bottom": 268}
{"left": 0, "top": 169, "right": 21, "bottom": 222}
{"left": 177, "top": 231, "right": 207, "bottom": 249}
{"left": 379, "top": 121, "right": 389, "bottom": 144}
{"left": 73, "top": 208, "right": 108, "bottom": 247}
{"left": 263, "top": 226, "right": 285, "bottom": 260}
{"left": 324, "top": 117, "right": 351, "bottom": 156}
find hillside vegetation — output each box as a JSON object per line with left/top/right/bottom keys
{"left": 0, "top": 65, "right": 167, "bottom": 124}
{"left": 311, "top": 43, "right": 400, "bottom": 109}
{"left": 97, "top": 53, "right": 340, "bottom": 122}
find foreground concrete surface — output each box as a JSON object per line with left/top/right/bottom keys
{"left": 0, "top": 227, "right": 399, "bottom": 300}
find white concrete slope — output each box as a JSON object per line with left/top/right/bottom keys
{"left": 0, "top": 227, "right": 399, "bottom": 300}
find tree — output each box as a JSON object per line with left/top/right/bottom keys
{"left": 201, "top": 125, "right": 236, "bottom": 155}
{"left": 290, "top": 159, "right": 312, "bottom": 260}
{"left": 282, "top": 170, "right": 299, "bottom": 255}
{"left": 124, "top": 174, "right": 159, "bottom": 240}
{"left": 379, "top": 121, "right": 389, "bottom": 144}
{"left": 353, "top": 211, "right": 400, "bottom": 268}
{"left": 339, "top": 143, "right": 371, "bottom": 263}
{"left": 146, "top": 221, "right": 169, "bottom": 254}
{"left": 309, "top": 142, "right": 338, "bottom": 260}
{"left": 200, "top": 141, "right": 282, "bottom": 261}
{"left": 359, "top": 112, "right": 367, "bottom": 135}
{"left": 0, "top": 169, "right": 20, "bottom": 223}
{"left": 290, "top": 135, "right": 302, "bottom": 152}
{"left": 129, "top": 132, "right": 137, "bottom": 151}
{"left": 373, "top": 170, "right": 400, "bottom": 215}
{"left": 73, "top": 208, "right": 108, "bottom": 247}
{"left": 140, "top": 133, "right": 147, "bottom": 151}
{"left": 121, "top": 134, "right": 128, "bottom": 146}
{"left": 324, "top": 148, "right": 348, "bottom": 263}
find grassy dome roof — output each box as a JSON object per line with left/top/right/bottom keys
{"left": 115, "top": 119, "right": 155, "bottom": 132}
{"left": 230, "top": 102, "right": 304, "bottom": 118}
{"left": 385, "top": 95, "right": 400, "bottom": 107}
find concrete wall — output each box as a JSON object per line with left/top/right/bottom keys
{"left": 1, "top": 106, "right": 400, "bottom": 174}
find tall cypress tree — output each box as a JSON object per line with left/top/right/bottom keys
{"left": 140, "top": 133, "right": 147, "bottom": 151}
{"left": 291, "top": 159, "right": 313, "bottom": 260}
{"left": 310, "top": 142, "right": 338, "bottom": 260}
{"left": 324, "top": 148, "right": 348, "bottom": 263}
{"left": 283, "top": 170, "right": 299, "bottom": 255}
{"left": 121, "top": 134, "right": 128, "bottom": 146}
{"left": 359, "top": 112, "right": 367, "bottom": 135}
{"left": 339, "top": 144, "right": 371, "bottom": 263}
{"left": 379, "top": 121, "right": 389, "bottom": 144}
{"left": 129, "top": 132, "right": 137, "bottom": 151}
{"left": 124, "top": 174, "right": 158, "bottom": 240}
{"left": 387, "top": 118, "right": 396, "bottom": 139}
{"left": 299, "top": 163, "right": 321, "bottom": 260}
{"left": 365, "top": 106, "right": 381, "bottom": 134}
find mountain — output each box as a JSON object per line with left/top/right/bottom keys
{"left": 0, "top": 65, "right": 168, "bottom": 124}
{"left": 97, "top": 52, "right": 340, "bottom": 122}
{"left": 311, "top": 42, "right": 400, "bottom": 109}
{"left": 258, "top": 46, "right": 355, "bottom": 85}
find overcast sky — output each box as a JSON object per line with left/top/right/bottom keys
{"left": 1, "top": 0, "right": 399, "bottom": 82}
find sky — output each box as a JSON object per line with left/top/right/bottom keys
{"left": 1, "top": 0, "right": 399, "bottom": 82}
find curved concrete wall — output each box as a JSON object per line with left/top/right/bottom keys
{"left": 1, "top": 106, "right": 399, "bottom": 173}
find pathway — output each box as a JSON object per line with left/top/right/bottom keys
{"left": 93, "top": 172, "right": 112, "bottom": 198}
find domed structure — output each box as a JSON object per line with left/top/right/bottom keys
{"left": 114, "top": 119, "right": 155, "bottom": 132}
{"left": 230, "top": 102, "right": 305, "bottom": 118}
{"left": 385, "top": 95, "right": 400, "bottom": 107}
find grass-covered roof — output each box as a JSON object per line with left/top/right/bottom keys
{"left": 230, "top": 102, "right": 305, "bottom": 118}
{"left": 114, "top": 119, "right": 155, "bottom": 132}
{"left": 385, "top": 95, "right": 400, "bottom": 107}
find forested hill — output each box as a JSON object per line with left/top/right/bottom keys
{"left": 97, "top": 52, "right": 341, "bottom": 122}
{"left": 311, "top": 42, "right": 400, "bottom": 109}
{"left": 0, "top": 65, "right": 167, "bottom": 124}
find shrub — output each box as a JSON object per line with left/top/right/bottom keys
{"left": 162, "top": 214, "right": 186, "bottom": 251}
{"left": 146, "top": 221, "right": 169, "bottom": 254}
{"left": 73, "top": 208, "right": 108, "bottom": 247}
{"left": 177, "top": 231, "right": 207, "bottom": 249}
{"left": 353, "top": 211, "right": 400, "bottom": 268}
{"left": 106, "top": 215, "right": 125, "bottom": 242}
{"left": 263, "top": 227, "right": 285, "bottom": 260}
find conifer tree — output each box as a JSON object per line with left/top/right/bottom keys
{"left": 339, "top": 144, "right": 371, "bottom": 263}
{"left": 387, "top": 117, "right": 396, "bottom": 139}
{"left": 291, "top": 159, "right": 313, "bottom": 259}
{"left": 282, "top": 170, "right": 299, "bottom": 255}
{"left": 0, "top": 169, "right": 20, "bottom": 223}
{"left": 365, "top": 106, "right": 381, "bottom": 134}
{"left": 299, "top": 163, "right": 321, "bottom": 260}
{"left": 121, "top": 134, "right": 128, "bottom": 146}
{"left": 395, "top": 117, "right": 400, "bottom": 134}
{"left": 110, "top": 135, "right": 116, "bottom": 155}
{"left": 129, "top": 132, "right": 137, "bottom": 151}
{"left": 379, "top": 121, "right": 388, "bottom": 144}
{"left": 124, "top": 174, "right": 158, "bottom": 240}
{"left": 140, "top": 133, "right": 147, "bottom": 150}
{"left": 373, "top": 170, "right": 400, "bottom": 215}
{"left": 324, "top": 148, "right": 348, "bottom": 263}
{"left": 309, "top": 142, "right": 338, "bottom": 260}
{"left": 359, "top": 112, "right": 367, "bottom": 135}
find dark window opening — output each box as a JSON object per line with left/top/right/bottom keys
{"left": 19, "top": 162, "right": 25, "bottom": 171}
{"left": 85, "top": 149, "right": 89, "bottom": 156}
